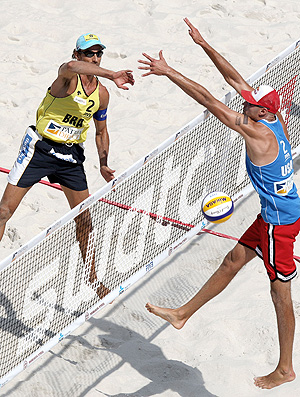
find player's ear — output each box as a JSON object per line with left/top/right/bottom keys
{"left": 72, "top": 49, "right": 80, "bottom": 60}
{"left": 259, "top": 107, "right": 269, "bottom": 116}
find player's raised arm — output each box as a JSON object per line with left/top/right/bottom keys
{"left": 58, "top": 61, "right": 134, "bottom": 90}
{"left": 138, "top": 50, "right": 226, "bottom": 113}
{"left": 138, "top": 51, "right": 264, "bottom": 146}
{"left": 183, "top": 17, "right": 252, "bottom": 95}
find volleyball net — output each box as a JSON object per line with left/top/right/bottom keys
{"left": 0, "top": 39, "right": 300, "bottom": 388}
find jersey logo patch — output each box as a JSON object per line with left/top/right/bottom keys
{"left": 46, "top": 121, "right": 61, "bottom": 135}
{"left": 44, "top": 120, "right": 83, "bottom": 141}
{"left": 274, "top": 174, "right": 294, "bottom": 196}
{"left": 74, "top": 96, "right": 87, "bottom": 105}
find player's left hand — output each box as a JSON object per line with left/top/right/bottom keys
{"left": 112, "top": 70, "right": 135, "bottom": 90}
{"left": 100, "top": 165, "right": 116, "bottom": 182}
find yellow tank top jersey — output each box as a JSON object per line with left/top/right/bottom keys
{"left": 36, "top": 75, "right": 100, "bottom": 144}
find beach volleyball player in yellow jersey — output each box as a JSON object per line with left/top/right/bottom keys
{"left": 0, "top": 33, "right": 134, "bottom": 297}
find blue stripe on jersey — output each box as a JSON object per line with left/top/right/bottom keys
{"left": 246, "top": 117, "right": 300, "bottom": 225}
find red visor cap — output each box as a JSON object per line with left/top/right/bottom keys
{"left": 241, "top": 85, "right": 280, "bottom": 114}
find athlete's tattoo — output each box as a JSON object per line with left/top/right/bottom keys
{"left": 235, "top": 115, "right": 249, "bottom": 126}
{"left": 235, "top": 116, "right": 241, "bottom": 125}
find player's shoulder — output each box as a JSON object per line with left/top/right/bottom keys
{"left": 98, "top": 81, "right": 109, "bottom": 99}
{"left": 234, "top": 113, "right": 271, "bottom": 140}
{"left": 50, "top": 68, "right": 77, "bottom": 96}
{"left": 275, "top": 111, "right": 289, "bottom": 139}
{"left": 251, "top": 115, "right": 284, "bottom": 140}
{"left": 275, "top": 111, "right": 286, "bottom": 125}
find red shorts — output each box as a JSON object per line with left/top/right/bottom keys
{"left": 239, "top": 214, "right": 300, "bottom": 282}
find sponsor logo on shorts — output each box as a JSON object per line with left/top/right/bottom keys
{"left": 17, "top": 133, "right": 32, "bottom": 164}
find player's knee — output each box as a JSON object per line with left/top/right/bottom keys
{"left": 221, "top": 250, "right": 244, "bottom": 275}
{"left": 270, "top": 283, "right": 292, "bottom": 306}
{"left": 74, "top": 211, "right": 93, "bottom": 232}
{"left": 0, "top": 203, "right": 12, "bottom": 223}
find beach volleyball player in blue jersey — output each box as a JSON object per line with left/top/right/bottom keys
{"left": 139, "top": 18, "right": 300, "bottom": 390}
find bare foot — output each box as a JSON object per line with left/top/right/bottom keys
{"left": 88, "top": 266, "right": 110, "bottom": 300}
{"left": 254, "top": 368, "right": 296, "bottom": 389}
{"left": 145, "top": 302, "right": 186, "bottom": 329}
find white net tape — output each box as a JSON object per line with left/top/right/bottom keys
{"left": 0, "top": 39, "right": 299, "bottom": 387}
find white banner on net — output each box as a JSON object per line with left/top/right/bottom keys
{"left": 0, "top": 39, "right": 300, "bottom": 388}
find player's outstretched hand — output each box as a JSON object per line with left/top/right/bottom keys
{"left": 138, "top": 50, "right": 170, "bottom": 77}
{"left": 112, "top": 70, "right": 135, "bottom": 90}
{"left": 184, "top": 17, "right": 206, "bottom": 46}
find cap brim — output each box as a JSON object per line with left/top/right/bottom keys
{"left": 241, "top": 89, "right": 259, "bottom": 106}
{"left": 78, "top": 41, "right": 106, "bottom": 50}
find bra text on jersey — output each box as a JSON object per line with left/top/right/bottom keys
{"left": 63, "top": 113, "right": 84, "bottom": 128}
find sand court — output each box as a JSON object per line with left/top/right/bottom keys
{"left": 1, "top": 1, "right": 300, "bottom": 396}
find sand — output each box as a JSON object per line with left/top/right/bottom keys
{"left": 1, "top": 0, "right": 300, "bottom": 396}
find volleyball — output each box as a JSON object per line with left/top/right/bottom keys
{"left": 201, "top": 191, "right": 234, "bottom": 223}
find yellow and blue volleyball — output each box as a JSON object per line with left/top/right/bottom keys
{"left": 201, "top": 191, "right": 234, "bottom": 224}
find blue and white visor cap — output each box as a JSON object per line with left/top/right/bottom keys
{"left": 76, "top": 34, "right": 106, "bottom": 51}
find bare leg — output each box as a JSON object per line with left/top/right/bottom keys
{"left": 146, "top": 243, "right": 256, "bottom": 329}
{"left": 254, "top": 280, "right": 296, "bottom": 389}
{"left": 0, "top": 183, "right": 31, "bottom": 241}
{"left": 61, "top": 185, "right": 110, "bottom": 299}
